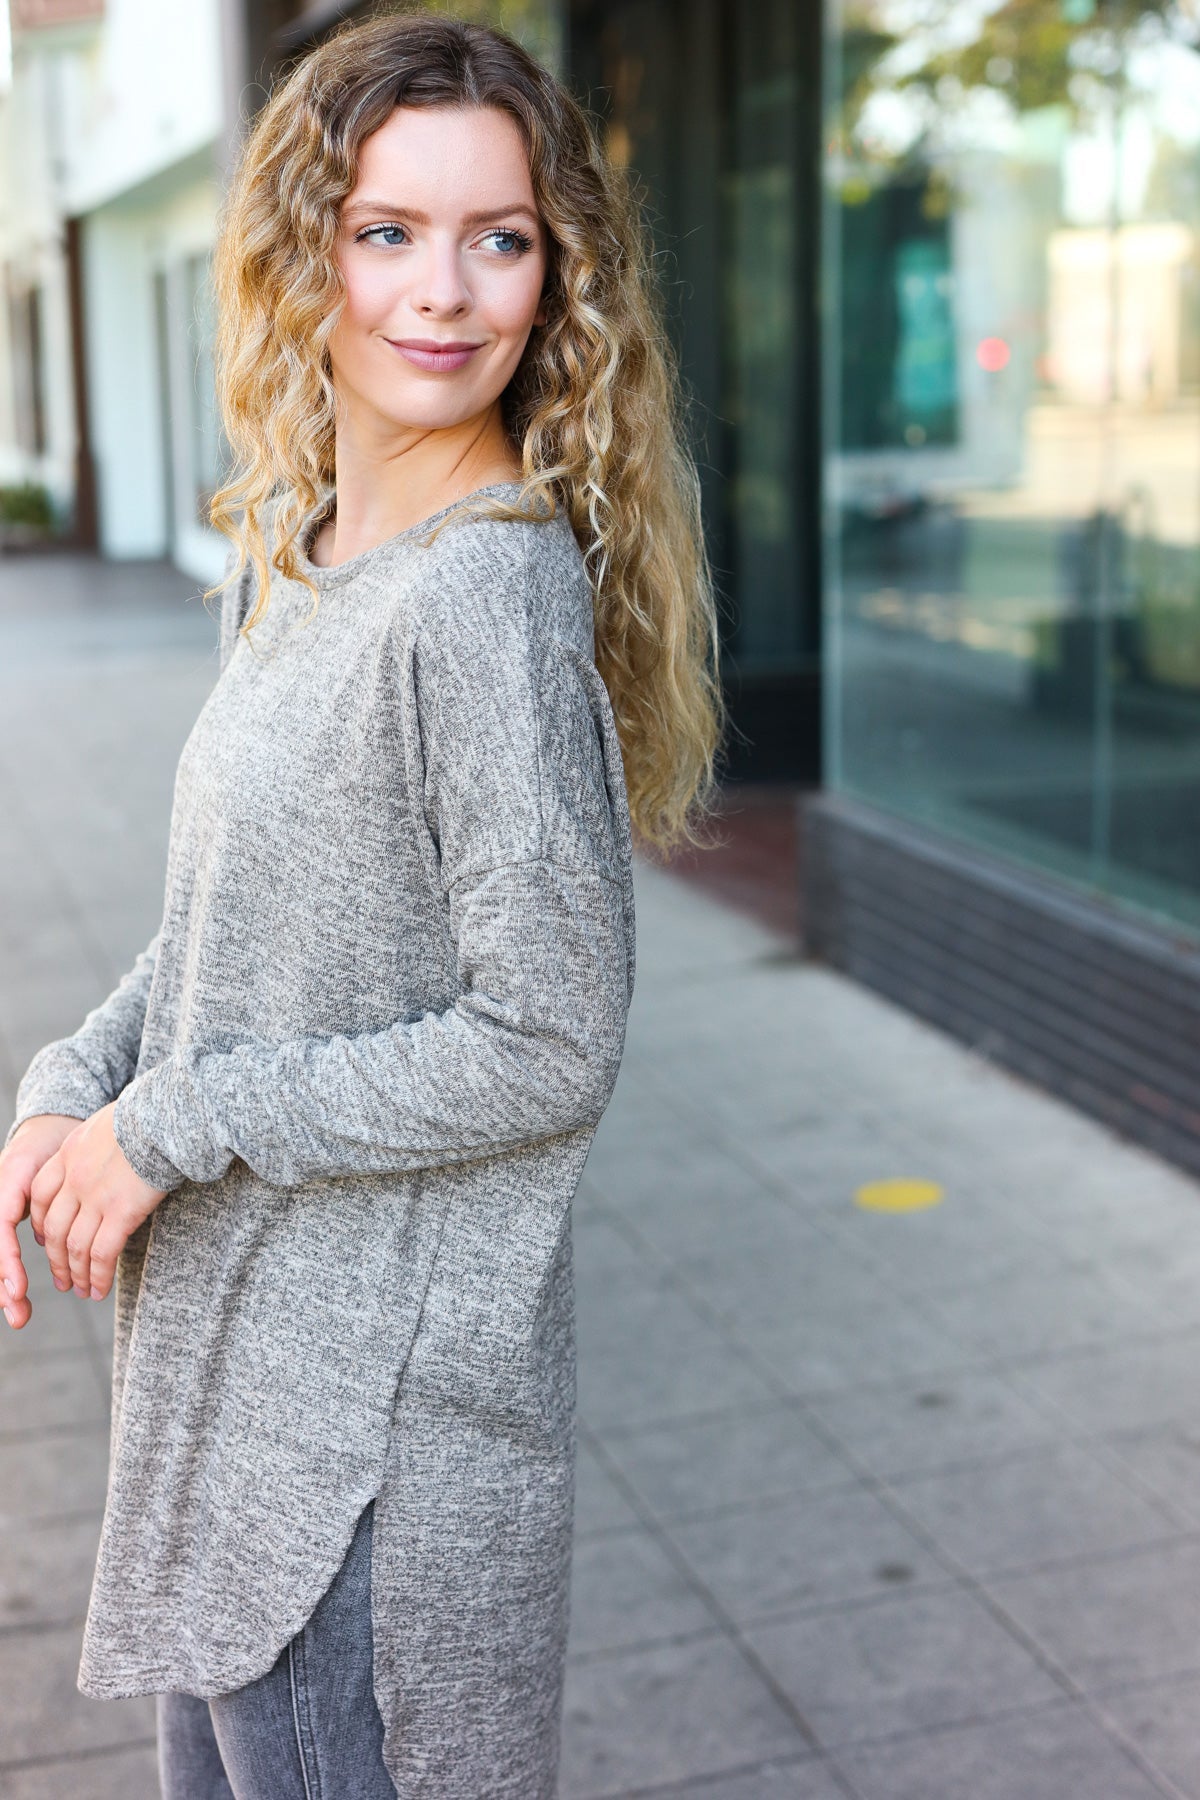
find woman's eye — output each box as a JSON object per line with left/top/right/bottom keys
{"left": 356, "top": 224, "right": 408, "bottom": 248}
{"left": 484, "top": 228, "right": 535, "bottom": 256}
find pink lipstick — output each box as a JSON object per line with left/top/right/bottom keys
{"left": 387, "top": 338, "right": 483, "bottom": 372}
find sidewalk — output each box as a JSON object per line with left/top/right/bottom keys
{"left": 7, "top": 553, "right": 1200, "bottom": 1797}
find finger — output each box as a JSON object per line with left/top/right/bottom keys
{"left": 87, "top": 1217, "right": 130, "bottom": 1303}
{"left": 41, "top": 1187, "right": 81, "bottom": 1293}
{"left": 0, "top": 1226, "right": 32, "bottom": 1329}
{"left": 0, "top": 1163, "right": 33, "bottom": 1328}
{"left": 66, "top": 1207, "right": 102, "bottom": 1299}
{"left": 0, "top": 1228, "right": 32, "bottom": 1327}
{"left": 0, "top": 1201, "right": 29, "bottom": 1309}
{"left": 2, "top": 1279, "right": 33, "bottom": 1327}
{"left": 29, "top": 1154, "right": 65, "bottom": 1239}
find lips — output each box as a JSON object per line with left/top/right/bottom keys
{"left": 387, "top": 338, "right": 484, "bottom": 372}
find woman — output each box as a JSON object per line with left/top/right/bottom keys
{"left": 0, "top": 11, "right": 723, "bottom": 1797}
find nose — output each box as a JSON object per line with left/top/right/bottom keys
{"left": 410, "top": 236, "right": 472, "bottom": 318}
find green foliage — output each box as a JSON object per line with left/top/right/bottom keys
{"left": 0, "top": 481, "right": 55, "bottom": 528}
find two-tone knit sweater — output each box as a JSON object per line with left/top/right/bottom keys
{"left": 4, "top": 480, "right": 636, "bottom": 1798}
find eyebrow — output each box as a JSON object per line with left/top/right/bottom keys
{"left": 342, "top": 199, "right": 540, "bottom": 227}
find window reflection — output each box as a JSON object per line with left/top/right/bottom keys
{"left": 824, "top": 0, "right": 1200, "bottom": 935}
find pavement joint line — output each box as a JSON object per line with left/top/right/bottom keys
{"left": 0, "top": 1613, "right": 90, "bottom": 1638}
{"left": 565, "top": 1617, "right": 745, "bottom": 1666}
{"left": 0, "top": 1735, "right": 158, "bottom": 1776}
{"left": 825, "top": 1695, "right": 1194, "bottom": 1800}
{"left": 1082, "top": 1658, "right": 1200, "bottom": 1703}
{"left": 577, "top": 1419, "right": 826, "bottom": 1760}
{"left": 567, "top": 1748, "right": 859, "bottom": 1800}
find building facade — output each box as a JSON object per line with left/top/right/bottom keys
{"left": 1, "top": 0, "right": 230, "bottom": 572}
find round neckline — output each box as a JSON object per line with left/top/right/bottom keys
{"left": 296, "top": 480, "right": 530, "bottom": 587}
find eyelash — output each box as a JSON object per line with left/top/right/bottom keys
{"left": 353, "top": 223, "right": 535, "bottom": 256}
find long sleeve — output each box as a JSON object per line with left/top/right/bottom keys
{"left": 3, "top": 543, "right": 256, "bottom": 1158}
{"left": 109, "top": 526, "right": 636, "bottom": 1193}
{"left": 4, "top": 933, "right": 163, "bottom": 1151}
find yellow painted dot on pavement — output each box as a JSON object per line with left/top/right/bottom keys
{"left": 854, "top": 1179, "right": 944, "bottom": 1214}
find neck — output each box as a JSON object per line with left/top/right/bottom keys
{"left": 317, "top": 401, "right": 522, "bottom": 566}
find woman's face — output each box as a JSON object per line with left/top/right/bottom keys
{"left": 328, "top": 104, "right": 549, "bottom": 436}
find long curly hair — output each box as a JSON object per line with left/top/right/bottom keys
{"left": 206, "top": 6, "right": 726, "bottom": 853}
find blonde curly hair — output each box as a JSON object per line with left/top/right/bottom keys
{"left": 206, "top": 6, "right": 726, "bottom": 853}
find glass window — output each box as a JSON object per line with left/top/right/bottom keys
{"left": 823, "top": 0, "right": 1200, "bottom": 939}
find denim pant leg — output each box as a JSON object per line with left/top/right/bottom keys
{"left": 157, "top": 1690, "right": 236, "bottom": 1800}
{"left": 158, "top": 1498, "right": 395, "bottom": 1800}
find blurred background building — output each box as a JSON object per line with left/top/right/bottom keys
{"left": 2, "top": 0, "right": 1199, "bottom": 1174}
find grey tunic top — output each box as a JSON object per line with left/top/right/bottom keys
{"left": 4, "top": 480, "right": 636, "bottom": 1798}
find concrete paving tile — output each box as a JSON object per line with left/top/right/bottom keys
{"left": 988, "top": 1539, "right": 1200, "bottom": 1691}
{"left": 995, "top": 1124, "right": 1198, "bottom": 1195}
{"left": 744, "top": 1586, "right": 1062, "bottom": 1748}
{"left": 0, "top": 1287, "right": 96, "bottom": 1360}
{"left": 887, "top": 1442, "right": 1182, "bottom": 1577}
{"left": 834, "top": 1700, "right": 1169, "bottom": 1799}
{"left": 627, "top": 864, "right": 784, "bottom": 984}
{"left": 665, "top": 1483, "right": 951, "bottom": 1625}
{"left": 0, "top": 1740, "right": 159, "bottom": 1800}
{"left": 983, "top": 1149, "right": 1200, "bottom": 1247}
{"left": 566, "top": 1525, "right": 715, "bottom": 1654}
{"left": 738, "top": 1122, "right": 930, "bottom": 1219}
{"left": 1010, "top": 1332, "right": 1200, "bottom": 1435}
{"left": 574, "top": 1260, "right": 707, "bottom": 1346}
{"left": 0, "top": 1624, "right": 155, "bottom": 1762}
{"left": 591, "top": 1402, "right": 854, "bottom": 1522}
{"left": 590, "top": 1055, "right": 678, "bottom": 1137}
{"left": 1099, "top": 1422, "right": 1200, "bottom": 1529}
{"left": 892, "top": 1063, "right": 1106, "bottom": 1145}
{"left": 559, "top": 1632, "right": 806, "bottom": 1797}
{"left": 654, "top": 1069, "right": 845, "bottom": 1143}
{"left": 82, "top": 1293, "right": 116, "bottom": 1355}
{"left": 671, "top": 1235, "right": 892, "bottom": 1330}
{"left": 577, "top": 1285, "right": 779, "bottom": 1430}
{"left": 575, "top": 1437, "right": 644, "bottom": 1538}
{"left": 825, "top": 1190, "right": 1080, "bottom": 1299}
{"left": 0, "top": 1512, "right": 103, "bottom": 1628}
{"left": 1097, "top": 1237, "right": 1200, "bottom": 1331}
{"left": 1094, "top": 1672, "right": 1200, "bottom": 1799}
{"left": 594, "top": 1153, "right": 819, "bottom": 1265}
{"left": 572, "top": 1209, "right": 652, "bottom": 1284}
{"left": 585, "top": 1121, "right": 791, "bottom": 1219}
{"left": 661, "top": 1763, "right": 845, "bottom": 1800}
{"left": 0, "top": 1351, "right": 109, "bottom": 1438}
{"left": 926, "top": 1263, "right": 1174, "bottom": 1362}
{"left": 804, "top": 1370, "right": 1059, "bottom": 1480}
{"left": 744, "top": 1294, "right": 980, "bottom": 1397}
{"left": 0, "top": 1423, "right": 110, "bottom": 1524}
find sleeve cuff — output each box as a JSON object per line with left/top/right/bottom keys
{"left": 112, "top": 1081, "right": 188, "bottom": 1192}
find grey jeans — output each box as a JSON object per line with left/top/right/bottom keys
{"left": 156, "top": 1498, "right": 397, "bottom": 1799}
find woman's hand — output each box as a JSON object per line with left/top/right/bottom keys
{"left": 29, "top": 1102, "right": 168, "bottom": 1303}
{"left": 0, "top": 1114, "right": 89, "bottom": 1328}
